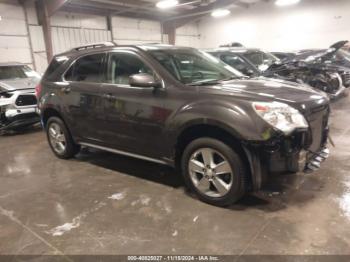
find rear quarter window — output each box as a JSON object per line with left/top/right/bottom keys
{"left": 44, "top": 56, "right": 69, "bottom": 81}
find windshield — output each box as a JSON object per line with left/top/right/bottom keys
{"left": 147, "top": 49, "right": 243, "bottom": 85}
{"left": 0, "top": 65, "right": 40, "bottom": 80}
{"left": 242, "top": 51, "right": 279, "bottom": 71}
{"left": 219, "top": 53, "right": 259, "bottom": 76}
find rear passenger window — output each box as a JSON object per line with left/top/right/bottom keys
{"left": 65, "top": 53, "right": 104, "bottom": 82}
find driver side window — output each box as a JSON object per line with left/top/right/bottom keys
{"left": 108, "top": 52, "right": 154, "bottom": 85}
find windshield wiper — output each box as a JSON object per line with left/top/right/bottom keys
{"left": 219, "top": 76, "right": 243, "bottom": 81}
{"left": 187, "top": 79, "right": 221, "bottom": 86}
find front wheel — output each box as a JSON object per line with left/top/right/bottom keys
{"left": 181, "top": 138, "right": 247, "bottom": 206}
{"left": 46, "top": 117, "right": 80, "bottom": 159}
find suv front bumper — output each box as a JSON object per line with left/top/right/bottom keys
{"left": 0, "top": 105, "right": 40, "bottom": 131}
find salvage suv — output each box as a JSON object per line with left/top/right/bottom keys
{"left": 0, "top": 63, "right": 41, "bottom": 132}
{"left": 37, "top": 43, "right": 330, "bottom": 206}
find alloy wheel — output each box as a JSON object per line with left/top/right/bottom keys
{"left": 48, "top": 122, "right": 66, "bottom": 155}
{"left": 188, "top": 148, "right": 234, "bottom": 198}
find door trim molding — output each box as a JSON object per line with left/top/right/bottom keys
{"left": 79, "top": 142, "right": 169, "bottom": 165}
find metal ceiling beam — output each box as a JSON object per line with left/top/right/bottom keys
{"left": 85, "top": 0, "right": 177, "bottom": 14}
{"left": 163, "top": 0, "right": 246, "bottom": 21}
{"left": 46, "top": 0, "right": 69, "bottom": 16}
{"left": 62, "top": 4, "right": 165, "bottom": 21}
{"left": 67, "top": 0, "right": 153, "bottom": 15}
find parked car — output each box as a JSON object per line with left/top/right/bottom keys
{"left": 271, "top": 52, "right": 297, "bottom": 61}
{"left": 0, "top": 63, "right": 41, "bottom": 132}
{"left": 37, "top": 43, "right": 330, "bottom": 206}
{"left": 206, "top": 47, "right": 280, "bottom": 77}
{"left": 284, "top": 41, "right": 350, "bottom": 69}
{"left": 267, "top": 42, "right": 350, "bottom": 98}
{"left": 208, "top": 46, "right": 350, "bottom": 98}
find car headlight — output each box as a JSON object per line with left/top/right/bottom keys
{"left": 253, "top": 101, "right": 308, "bottom": 135}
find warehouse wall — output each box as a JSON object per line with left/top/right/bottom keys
{"left": 111, "top": 16, "right": 162, "bottom": 45}
{"left": 0, "top": 0, "right": 33, "bottom": 66}
{"left": 198, "top": 0, "right": 350, "bottom": 51}
{"left": 51, "top": 12, "right": 112, "bottom": 55}
{"left": 175, "top": 22, "right": 201, "bottom": 48}
{"left": 0, "top": 1, "right": 198, "bottom": 73}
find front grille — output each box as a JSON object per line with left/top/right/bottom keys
{"left": 15, "top": 95, "right": 37, "bottom": 106}
{"left": 305, "top": 106, "right": 329, "bottom": 152}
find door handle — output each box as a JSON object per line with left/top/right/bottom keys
{"left": 61, "top": 87, "right": 71, "bottom": 94}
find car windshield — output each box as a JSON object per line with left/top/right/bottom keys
{"left": 147, "top": 49, "right": 243, "bottom": 85}
{"left": 0, "top": 65, "right": 39, "bottom": 80}
{"left": 242, "top": 51, "right": 279, "bottom": 71}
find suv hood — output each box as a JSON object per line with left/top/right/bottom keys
{"left": 199, "top": 77, "right": 327, "bottom": 107}
{"left": 0, "top": 77, "right": 39, "bottom": 92}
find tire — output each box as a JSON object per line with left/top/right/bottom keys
{"left": 181, "top": 137, "right": 246, "bottom": 207}
{"left": 46, "top": 117, "right": 80, "bottom": 159}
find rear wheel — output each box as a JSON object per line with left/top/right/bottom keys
{"left": 181, "top": 138, "right": 246, "bottom": 206}
{"left": 46, "top": 117, "right": 80, "bottom": 159}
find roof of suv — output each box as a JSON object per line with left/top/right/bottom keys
{"left": 204, "top": 47, "right": 262, "bottom": 53}
{"left": 57, "top": 42, "right": 197, "bottom": 58}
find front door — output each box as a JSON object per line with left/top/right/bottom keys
{"left": 100, "top": 51, "right": 169, "bottom": 158}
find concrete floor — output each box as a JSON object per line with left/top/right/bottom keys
{"left": 1, "top": 95, "right": 350, "bottom": 256}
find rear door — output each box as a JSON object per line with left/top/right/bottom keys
{"left": 62, "top": 53, "right": 106, "bottom": 143}
{"left": 99, "top": 50, "right": 169, "bottom": 158}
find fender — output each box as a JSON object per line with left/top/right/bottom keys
{"left": 167, "top": 99, "right": 272, "bottom": 143}
{"left": 161, "top": 99, "right": 274, "bottom": 159}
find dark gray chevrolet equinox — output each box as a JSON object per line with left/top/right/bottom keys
{"left": 37, "top": 43, "right": 330, "bottom": 206}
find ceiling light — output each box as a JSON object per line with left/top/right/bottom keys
{"left": 156, "top": 0, "right": 179, "bottom": 9}
{"left": 211, "top": 9, "right": 231, "bottom": 18}
{"left": 275, "top": 0, "right": 301, "bottom": 7}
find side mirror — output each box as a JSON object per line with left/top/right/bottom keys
{"left": 129, "top": 73, "right": 161, "bottom": 88}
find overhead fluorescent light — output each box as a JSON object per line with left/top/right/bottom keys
{"left": 275, "top": 0, "right": 301, "bottom": 7}
{"left": 156, "top": 0, "right": 179, "bottom": 9}
{"left": 211, "top": 9, "right": 231, "bottom": 18}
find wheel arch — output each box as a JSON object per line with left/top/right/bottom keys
{"left": 174, "top": 123, "right": 255, "bottom": 190}
{"left": 41, "top": 107, "right": 65, "bottom": 128}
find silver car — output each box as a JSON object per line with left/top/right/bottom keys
{"left": 0, "top": 63, "right": 41, "bottom": 132}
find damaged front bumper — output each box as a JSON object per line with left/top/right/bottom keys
{"left": 243, "top": 125, "right": 330, "bottom": 191}
{"left": 0, "top": 104, "right": 40, "bottom": 131}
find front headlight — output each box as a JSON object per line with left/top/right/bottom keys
{"left": 253, "top": 101, "right": 308, "bottom": 135}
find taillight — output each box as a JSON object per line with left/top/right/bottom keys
{"left": 35, "top": 83, "right": 42, "bottom": 98}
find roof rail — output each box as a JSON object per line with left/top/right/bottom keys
{"left": 71, "top": 42, "right": 117, "bottom": 52}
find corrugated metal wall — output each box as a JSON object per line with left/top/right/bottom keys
{"left": 176, "top": 23, "right": 201, "bottom": 48}
{"left": 112, "top": 16, "right": 162, "bottom": 45}
{"left": 0, "top": 0, "right": 33, "bottom": 66}
{"left": 0, "top": 1, "right": 200, "bottom": 73}
{"left": 51, "top": 12, "right": 112, "bottom": 55}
